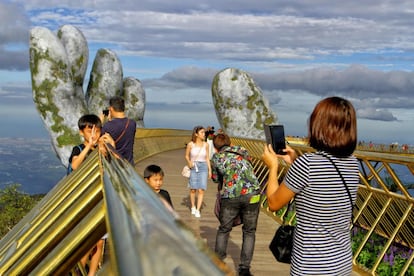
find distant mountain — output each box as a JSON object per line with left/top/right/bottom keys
{"left": 0, "top": 138, "right": 65, "bottom": 194}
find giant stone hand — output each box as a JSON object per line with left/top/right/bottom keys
{"left": 212, "top": 68, "right": 278, "bottom": 139}
{"left": 29, "top": 25, "right": 145, "bottom": 168}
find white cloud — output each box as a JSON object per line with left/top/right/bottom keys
{"left": 1, "top": 0, "right": 414, "bottom": 143}
{"left": 357, "top": 107, "right": 398, "bottom": 121}
{"left": 3, "top": 1, "right": 414, "bottom": 67}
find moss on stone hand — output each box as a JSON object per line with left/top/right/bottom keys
{"left": 129, "top": 94, "right": 139, "bottom": 105}
{"left": 57, "top": 127, "right": 81, "bottom": 146}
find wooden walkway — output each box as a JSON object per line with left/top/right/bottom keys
{"left": 135, "top": 148, "right": 291, "bottom": 276}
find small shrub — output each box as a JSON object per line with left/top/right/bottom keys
{"left": 0, "top": 184, "right": 43, "bottom": 239}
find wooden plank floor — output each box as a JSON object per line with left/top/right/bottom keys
{"left": 135, "top": 148, "right": 291, "bottom": 276}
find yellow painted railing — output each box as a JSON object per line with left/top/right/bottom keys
{"left": 230, "top": 137, "right": 414, "bottom": 276}
{"left": 0, "top": 150, "right": 104, "bottom": 275}
{"left": 0, "top": 129, "right": 230, "bottom": 275}
{"left": 135, "top": 129, "right": 414, "bottom": 275}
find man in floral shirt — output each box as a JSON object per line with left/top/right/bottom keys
{"left": 211, "top": 133, "right": 261, "bottom": 276}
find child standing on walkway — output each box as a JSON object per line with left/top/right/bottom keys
{"left": 144, "top": 164, "right": 174, "bottom": 208}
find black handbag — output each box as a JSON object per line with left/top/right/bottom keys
{"left": 269, "top": 200, "right": 295, "bottom": 264}
{"left": 269, "top": 224, "right": 295, "bottom": 263}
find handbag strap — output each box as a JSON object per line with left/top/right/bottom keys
{"left": 281, "top": 199, "right": 295, "bottom": 225}
{"left": 114, "top": 119, "right": 130, "bottom": 144}
{"left": 320, "top": 153, "right": 354, "bottom": 222}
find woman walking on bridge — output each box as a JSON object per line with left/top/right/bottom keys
{"left": 185, "top": 125, "right": 212, "bottom": 218}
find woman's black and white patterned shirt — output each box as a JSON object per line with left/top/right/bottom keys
{"left": 284, "top": 151, "right": 359, "bottom": 276}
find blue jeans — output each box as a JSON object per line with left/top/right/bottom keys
{"left": 215, "top": 193, "right": 260, "bottom": 270}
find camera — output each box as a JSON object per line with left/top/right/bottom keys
{"left": 264, "top": 124, "right": 286, "bottom": 155}
{"left": 102, "top": 109, "right": 109, "bottom": 116}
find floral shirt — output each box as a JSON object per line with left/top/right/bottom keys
{"left": 211, "top": 145, "right": 260, "bottom": 199}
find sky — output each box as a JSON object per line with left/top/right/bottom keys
{"left": 1, "top": 0, "right": 414, "bottom": 145}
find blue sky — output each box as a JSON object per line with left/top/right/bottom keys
{"left": 1, "top": 0, "right": 414, "bottom": 145}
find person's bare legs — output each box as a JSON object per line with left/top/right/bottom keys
{"left": 196, "top": 189, "right": 204, "bottom": 211}
{"left": 190, "top": 189, "right": 196, "bottom": 209}
{"left": 88, "top": 239, "right": 104, "bottom": 276}
{"left": 80, "top": 251, "right": 89, "bottom": 270}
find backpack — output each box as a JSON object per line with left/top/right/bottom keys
{"left": 67, "top": 145, "right": 83, "bottom": 175}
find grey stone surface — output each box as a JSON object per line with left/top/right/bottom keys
{"left": 212, "top": 68, "right": 278, "bottom": 139}
{"left": 30, "top": 26, "right": 87, "bottom": 167}
{"left": 123, "top": 77, "right": 146, "bottom": 128}
{"left": 58, "top": 25, "right": 89, "bottom": 99}
{"left": 85, "top": 49, "right": 124, "bottom": 115}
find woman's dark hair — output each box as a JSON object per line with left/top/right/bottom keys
{"left": 191, "top": 125, "right": 205, "bottom": 142}
{"left": 78, "top": 114, "right": 102, "bottom": 130}
{"left": 213, "top": 133, "right": 231, "bottom": 151}
{"left": 308, "top": 96, "right": 357, "bottom": 157}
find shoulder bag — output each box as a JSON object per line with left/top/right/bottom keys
{"left": 269, "top": 200, "right": 295, "bottom": 263}
{"left": 181, "top": 142, "right": 203, "bottom": 178}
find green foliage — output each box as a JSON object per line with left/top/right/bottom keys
{"left": 275, "top": 205, "right": 296, "bottom": 224}
{"left": 357, "top": 249, "right": 375, "bottom": 268}
{"left": 352, "top": 226, "right": 414, "bottom": 275}
{"left": 408, "top": 263, "right": 414, "bottom": 276}
{"left": 0, "top": 184, "right": 43, "bottom": 239}
{"left": 377, "top": 262, "right": 392, "bottom": 276}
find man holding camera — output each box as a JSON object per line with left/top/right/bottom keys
{"left": 101, "top": 96, "right": 137, "bottom": 165}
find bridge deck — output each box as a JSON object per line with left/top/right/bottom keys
{"left": 135, "top": 148, "right": 291, "bottom": 276}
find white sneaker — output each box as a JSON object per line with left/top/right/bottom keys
{"left": 191, "top": 207, "right": 196, "bottom": 215}
{"left": 194, "top": 210, "right": 201, "bottom": 218}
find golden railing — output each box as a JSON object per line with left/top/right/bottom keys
{"left": 0, "top": 129, "right": 230, "bottom": 275}
{"left": 230, "top": 137, "right": 414, "bottom": 276}
{"left": 0, "top": 150, "right": 104, "bottom": 275}
{"left": 133, "top": 129, "right": 414, "bottom": 275}
{"left": 0, "top": 128, "right": 412, "bottom": 275}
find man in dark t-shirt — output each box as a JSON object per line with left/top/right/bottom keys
{"left": 101, "top": 96, "right": 137, "bottom": 165}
